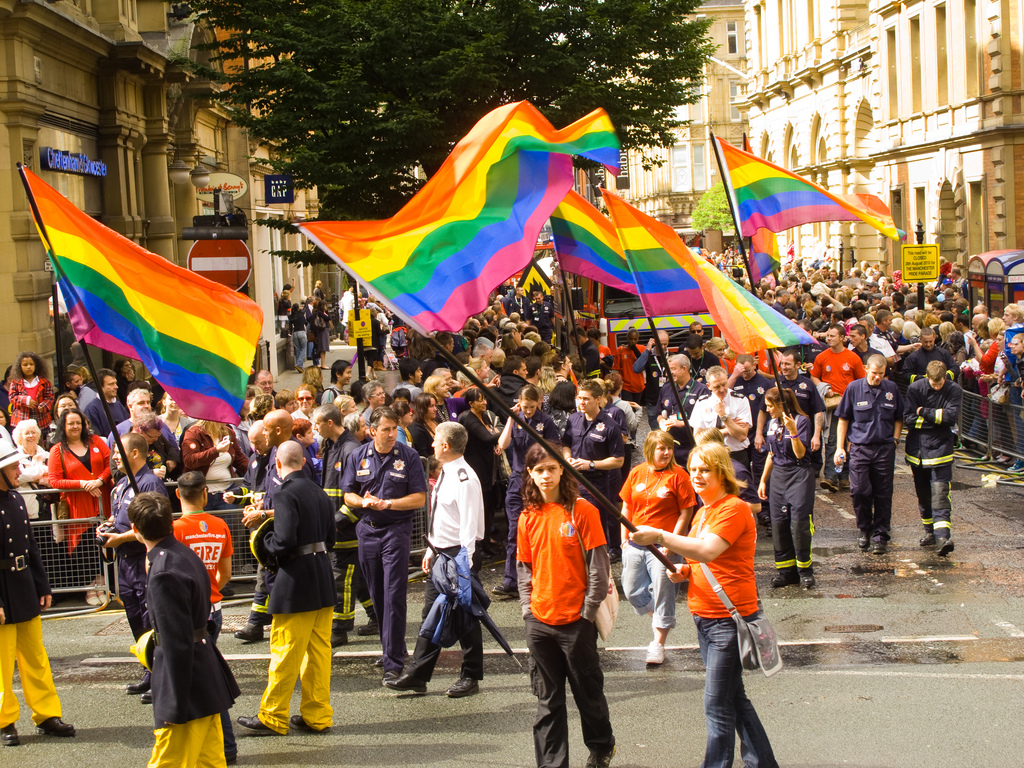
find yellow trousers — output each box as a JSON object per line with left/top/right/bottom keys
{"left": 148, "top": 713, "right": 224, "bottom": 768}
{"left": 0, "top": 615, "right": 62, "bottom": 727}
{"left": 259, "top": 606, "right": 333, "bottom": 733}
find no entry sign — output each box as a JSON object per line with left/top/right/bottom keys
{"left": 188, "top": 239, "right": 252, "bottom": 290}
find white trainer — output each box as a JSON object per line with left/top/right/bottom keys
{"left": 645, "top": 641, "right": 665, "bottom": 665}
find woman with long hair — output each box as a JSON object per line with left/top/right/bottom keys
{"left": 758, "top": 387, "right": 815, "bottom": 589}
{"left": 517, "top": 443, "right": 615, "bottom": 768}
{"left": 408, "top": 393, "right": 439, "bottom": 458}
{"left": 157, "top": 391, "right": 196, "bottom": 445}
{"left": 301, "top": 365, "right": 325, "bottom": 403}
{"left": 312, "top": 297, "right": 332, "bottom": 369}
{"left": 619, "top": 430, "right": 696, "bottom": 665}
{"left": 9, "top": 352, "right": 55, "bottom": 432}
{"left": 632, "top": 442, "right": 778, "bottom": 768}
{"left": 181, "top": 420, "right": 248, "bottom": 510}
{"left": 48, "top": 391, "right": 78, "bottom": 446}
{"left": 546, "top": 380, "right": 577, "bottom": 434}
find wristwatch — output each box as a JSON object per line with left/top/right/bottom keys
{"left": 589, "top": 460, "right": 595, "bottom": 470}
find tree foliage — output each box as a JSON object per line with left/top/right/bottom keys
{"left": 190, "top": 0, "right": 715, "bottom": 262}
{"left": 690, "top": 183, "right": 735, "bottom": 234}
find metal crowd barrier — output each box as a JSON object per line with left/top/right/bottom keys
{"left": 957, "top": 388, "right": 1024, "bottom": 485}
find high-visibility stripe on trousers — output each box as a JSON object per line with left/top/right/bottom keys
{"left": 910, "top": 462, "right": 952, "bottom": 535}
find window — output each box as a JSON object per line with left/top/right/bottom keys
{"left": 671, "top": 146, "right": 690, "bottom": 192}
{"left": 729, "top": 81, "right": 741, "bottom": 121}
{"left": 965, "top": 0, "right": 978, "bottom": 97}
{"left": 727, "top": 21, "right": 739, "bottom": 54}
{"left": 935, "top": 5, "right": 948, "bottom": 106}
{"left": 886, "top": 28, "right": 898, "bottom": 117}
{"left": 693, "top": 143, "right": 707, "bottom": 191}
{"left": 910, "top": 17, "right": 922, "bottom": 112}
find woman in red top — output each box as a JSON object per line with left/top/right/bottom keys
{"left": 181, "top": 420, "right": 248, "bottom": 511}
{"left": 8, "top": 352, "right": 55, "bottom": 432}
{"left": 633, "top": 442, "right": 778, "bottom": 768}
{"left": 619, "top": 430, "right": 695, "bottom": 665}
{"left": 516, "top": 443, "right": 615, "bottom": 768}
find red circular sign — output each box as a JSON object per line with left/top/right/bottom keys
{"left": 187, "top": 240, "right": 252, "bottom": 291}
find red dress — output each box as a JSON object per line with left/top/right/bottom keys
{"left": 47, "top": 436, "right": 112, "bottom": 551}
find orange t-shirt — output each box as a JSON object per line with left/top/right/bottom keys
{"left": 173, "top": 513, "right": 234, "bottom": 605}
{"left": 686, "top": 495, "right": 759, "bottom": 619}
{"left": 517, "top": 498, "right": 606, "bottom": 625}
{"left": 620, "top": 463, "right": 696, "bottom": 536}
{"left": 811, "top": 348, "right": 865, "bottom": 396}
{"left": 613, "top": 345, "right": 646, "bottom": 394}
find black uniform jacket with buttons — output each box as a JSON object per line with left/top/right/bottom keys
{"left": 0, "top": 489, "right": 51, "bottom": 624}
{"left": 265, "top": 474, "right": 336, "bottom": 615}
{"left": 147, "top": 536, "right": 240, "bottom": 726}
{"left": 903, "top": 378, "right": 962, "bottom": 465}
{"left": 321, "top": 431, "right": 363, "bottom": 544}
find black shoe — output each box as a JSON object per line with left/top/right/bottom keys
{"left": 800, "top": 571, "right": 816, "bottom": 589}
{"left": 446, "top": 677, "right": 479, "bottom": 698}
{"left": 384, "top": 673, "right": 426, "bottom": 694}
{"left": 373, "top": 656, "right": 385, "bottom": 668}
{"left": 330, "top": 629, "right": 349, "bottom": 648}
{"left": 37, "top": 717, "right": 76, "bottom": 737}
{"left": 586, "top": 745, "right": 616, "bottom": 768}
{"left": 289, "top": 715, "right": 330, "bottom": 733}
{"left": 234, "top": 623, "right": 264, "bottom": 643}
{"left": 126, "top": 678, "right": 151, "bottom": 695}
{"left": 356, "top": 620, "right": 379, "bottom": 637}
{"left": 858, "top": 534, "right": 870, "bottom": 551}
{"left": 491, "top": 582, "right": 518, "bottom": 600}
{"left": 1, "top": 725, "right": 19, "bottom": 747}
{"left": 920, "top": 532, "right": 936, "bottom": 547}
{"left": 770, "top": 571, "right": 799, "bottom": 588}
{"left": 820, "top": 478, "right": 839, "bottom": 493}
{"left": 871, "top": 540, "right": 888, "bottom": 555}
{"left": 225, "top": 752, "right": 237, "bottom": 765}
{"left": 936, "top": 537, "right": 955, "bottom": 557}
{"left": 381, "top": 670, "right": 401, "bottom": 686}
{"left": 608, "top": 549, "right": 621, "bottom": 564}
{"left": 237, "top": 715, "right": 281, "bottom": 736}
{"left": 140, "top": 691, "right": 153, "bottom": 705}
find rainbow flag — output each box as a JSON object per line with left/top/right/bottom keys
{"left": 715, "top": 136, "right": 904, "bottom": 240}
{"left": 550, "top": 190, "right": 635, "bottom": 294}
{"left": 298, "top": 102, "right": 620, "bottom": 335}
{"left": 674, "top": 241, "right": 814, "bottom": 353}
{"left": 600, "top": 190, "right": 706, "bottom": 316}
{"left": 749, "top": 228, "right": 780, "bottom": 286}
{"left": 20, "top": 167, "right": 263, "bottom": 424}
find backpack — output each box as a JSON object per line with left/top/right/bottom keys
{"left": 390, "top": 325, "right": 408, "bottom": 351}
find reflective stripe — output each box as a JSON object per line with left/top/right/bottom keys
{"left": 251, "top": 602, "right": 268, "bottom": 614}
{"left": 921, "top": 517, "right": 934, "bottom": 525}
{"left": 808, "top": 513, "right": 815, "bottom": 536}
{"left": 775, "top": 558, "right": 797, "bottom": 568}
{"left": 934, "top": 521, "right": 951, "bottom": 530}
{"left": 332, "top": 540, "right": 359, "bottom": 550}
{"left": 797, "top": 558, "right": 813, "bottom": 569}
{"left": 918, "top": 454, "right": 954, "bottom": 466}
{"left": 934, "top": 409, "right": 943, "bottom": 424}
{"left": 915, "top": 417, "right": 925, "bottom": 430}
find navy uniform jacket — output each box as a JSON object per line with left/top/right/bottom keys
{"left": 265, "top": 474, "right": 336, "bottom": 615}
{"left": 340, "top": 440, "right": 428, "bottom": 526}
{"left": 83, "top": 397, "right": 129, "bottom": 439}
{"left": 732, "top": 372, "right": 771, "bottom": 442}
{"left": 112, "top": 464, "right": 168, "bottom": 558}
{"left": 525, "top": 297, "right": 555, "bottom": 338}
{"left": 656, "top": 378, "right": 710, "bottom": 464}
{"left": 776, "top": 374, "right": 825, "bottom": 421}
{"left": 766, "top": 414, "right": 813, "bottom": 467}
{"left": 904, "top": 378, "right": 962, "bottom": 466}
{"left": 509, "top": 410, "right": 560, "bottom": 479}
{"left": 562, "top": 410, "right": 624, "bottom": 497}
{"left": 241, "top": 452, "right": 270, "bottom": 499}
{"left": 321, "top": 432, "right": 362, "bottom": 546}
{"left": 147, "top": 536, "right": 239, "bottom": 726}
{"left": 263, "top": 439, "right": 318, "bottom": 509}
{"left": 835, "top": 378, "right": 905, "bottom": 445}
{"left": 0, "top": 489, "right": 51, "bottom": 624}
{"left": 902, "top": 347, "right": 956, "bottom": 383}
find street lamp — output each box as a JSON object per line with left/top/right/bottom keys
{"left": 168, "top": 159, "right": 192, "bottom": 185}
{"left": 189, "top": 163, "right": 211, "bottom": 188}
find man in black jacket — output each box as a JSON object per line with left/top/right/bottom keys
{"left": 129, "top": 491, "right": 238, "bottom": 765}
{"left": 494, "top": 356, "right": 529, "bottom": 410}
{"left": 238, "top": 442, "right": 337, "bottom": 736}
{"left": 0, "top": 438, "right": 75, "bottom": 747}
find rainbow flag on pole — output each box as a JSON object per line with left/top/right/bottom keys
{"left": 20, "top": 167, "right": 263, "bottom": 424}
{"left": 600, "top": 189, "right": 706, "bottom": 315}
{"left": 749, "top": 228, "right": 780, "bottom": 287}
{"left": 714, "top": 135, "right": 904, "bottom": 241}
{"left": 549, "top": 190, "right": 635, "bottom": 294}
{"left": 298, "top": 102, "right": 620, "bottom": 335}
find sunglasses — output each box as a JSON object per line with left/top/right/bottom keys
{"left": 297, "top": 396, "right": 314, "bottom": 402}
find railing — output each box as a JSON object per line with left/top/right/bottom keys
{"left": 957, "top": 388, "right": 1024, "bottom": 485}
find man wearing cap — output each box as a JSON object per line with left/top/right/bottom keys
{"left": 0, "top": 438, "right": 76, "bottom": 747}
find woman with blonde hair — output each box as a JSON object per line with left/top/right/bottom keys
{"left": 301, "top": 365, "right": 325, "bottom": 403}
{"left": 632, "top": 442, "right": 778, "bottom": 768}
{"left": 620, "top": 430, "right": 696, "bottom": 664}
{"left": 937, "top": 321, "right": 955, "bottom": 344}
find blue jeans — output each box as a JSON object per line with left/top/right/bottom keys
{"left": 620, "top": 543, "right": 679, "bottom": 630}
{"left": 293, "top": 332, "right": 307, "bottom": 368}
{"left": 694, "top": 614, "right": 778, "bottom": 768}
{"left": 1010, "top": 386, "right": 1024, "bottom": 454}
{"left": 822, "top": 411, "right": 848, "bottom": 483}
{"left": 210, "top": 609, "right": 237, "bottom": 757}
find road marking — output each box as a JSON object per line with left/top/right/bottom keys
{"left": 992, "top": 619, "right": 1024, "bottom": 638}
{"left": 815, "top": 492, "right": 855, "bottom": 519}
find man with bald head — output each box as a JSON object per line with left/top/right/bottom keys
{"left": 224, "top": 420, "right": 270, "bottom": 508}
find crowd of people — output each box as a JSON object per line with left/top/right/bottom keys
{"left": 1, "top": 252, "right": 1018, "bottom": 768}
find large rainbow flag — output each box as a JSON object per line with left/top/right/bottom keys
{"left": 549, "top": 190, "right": 635, "bottom": 294}
{"left": 298, "top": 102, "right": 620, "bottom": 335}
{"left": 749, "top": 228, "right": 780, "bottom": 287}
{"left": 21, "top": 167, "right": 263, "bottom": 424}
{"left": 714, "top": 135, "right": 904, "bottom": 241}
{"left": 600, "top": 189, "right": 706, "bottom": 316}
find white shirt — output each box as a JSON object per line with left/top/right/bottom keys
{"left": 429, "top": 455, "right": 485, "bottom": 556}
{"left": 689, "top": 391, "right": 752, "bottom": 452}
{"left": 341, "top": 290, "right": 356, "bottom": 317}
{"left": 868, "top": 335, "right": 896, "bottom": 359}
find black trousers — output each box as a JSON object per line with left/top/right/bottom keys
{"left": 849, "top": 441, "right": 896, "bottom": 542}
{"left": 909, "top": 462, "right": 953, "bottom": 536}
{"left": 247, "top": 564, "right": 275, "bottom": 627}
{"left": 332, "top": 546, "right": 376, "bottom": 630}
{"left": 525, "top": 615, "right": 614, "bottom": 768}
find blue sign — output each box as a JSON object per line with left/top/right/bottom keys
{"left": 39, "top": 147, "right": 107, "bottom": 177}
{"left": 265, "top": 174, "right": 294, "bottom": 204}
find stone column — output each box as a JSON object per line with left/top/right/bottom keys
{"left": 141, "top": 82, "right": 176, "bottom": 260}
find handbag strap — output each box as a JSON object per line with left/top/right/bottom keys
{"left": 694, "top": 505, "right": 763, "bottom": 618}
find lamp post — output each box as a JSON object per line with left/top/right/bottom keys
{"left": 916, "top": 220, "right": 926, "bottom": 311}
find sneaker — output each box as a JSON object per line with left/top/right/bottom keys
{"left": 491, "top": 582, "right": 518, "bottom": 600}
{"left": 1010, "top": 460, "right": 1024, "bottom": 472}
{"left": 645, "top": 641, "right": 665, "bottom": 665}
{"left": 586, "top": 746, "right": 616, "bottom": 768}
{"left": 871, "top": 540, "right": 888, "bottom": 555}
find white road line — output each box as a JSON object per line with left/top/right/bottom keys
{"left": 992, "top": 619, "right": 1024, "bottom": 638}
{"left": 815, "top": 492, "right": 855, "bottom": 519}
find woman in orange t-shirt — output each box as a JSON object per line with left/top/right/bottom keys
{"left": 516, "top": 443, "right": 615, "bottom": 768}
{"left": 619, "top": 430, "right": 695, "bottom": 665}
{"left": 633, "top": 442, "right": 778, "bottom": 768}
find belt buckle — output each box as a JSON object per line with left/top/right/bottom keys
{"left": 14, "top": 555, "right": 26, "bottom": 571}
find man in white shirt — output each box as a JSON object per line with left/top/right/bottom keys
{"left": 384, "top": 422, "right": 485, "bottom": 699}
{"left": 689, "top": 365, "right": 752, "bottom": 460}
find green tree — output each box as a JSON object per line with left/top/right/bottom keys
{"left": 690, "top": 183, "right": 736, "bottom": 233}
{"left": 190, "top": 0, "right": 714, "bottom": 262}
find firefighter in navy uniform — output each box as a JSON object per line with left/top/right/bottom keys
{"left": 904, "top": 360, "right": 962, "bottom": 556}
{"left": 730, "top": 354, "right": 772, "bottom": 526}
{"left": 224, "top": 420, "right": 271, "bottom": 509}
{"left": 524, "top": 288, "right": 556, "bottom": 344}
{"left": 0, "top": 438, "right": 76, "bottom": 747}
{"left": 834, "top": 354, "right": 905, "bottom": 555}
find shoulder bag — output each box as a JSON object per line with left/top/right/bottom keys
{"left": 699, "top": 562, "right": 783, "bottom": 677}
{"left": 571, "top": 501, "right": 618, "bottom": 640}
{"left": 55, "top": 445, "right": 71, "bottom": 521}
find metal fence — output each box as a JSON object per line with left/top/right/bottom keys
{"left": 957, "top": 389, "right": 1024, "bottom": 485}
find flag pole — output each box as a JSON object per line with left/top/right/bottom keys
{"left": 550, "top": 243, "right": 580, "bottom": 356}
{"left": 424, "top": 335, "right": 678, "bottom": 573}
{"left": 17, "top": 163, "right": 140, "bottom": 495}
{"left": 644, "top": 317, "right": 692, "bottom": 440}
{"left": 710, "top": 134, "right": 757, "bottom": 295}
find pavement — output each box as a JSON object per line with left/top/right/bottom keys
{"left": 11, "top": 351, "right": 1024, "bottom": 766}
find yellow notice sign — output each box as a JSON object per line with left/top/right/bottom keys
{"left": 348, "top": 309, "right": 372, "bottom": 342}
{"left": 901, "top": 244, "right": 940, "bottom": 282}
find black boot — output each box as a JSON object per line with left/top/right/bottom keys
{"left": 920, "top": 531, "right": 936, "bottom": 547}
{"left": 331, "top": 625, "right": 349, "bottom": 647}
{"left": 799, "top": 568, "right": 815, "bottom": 589}
{"left": 770, "top": 569, "right": 799, "bottom": 588}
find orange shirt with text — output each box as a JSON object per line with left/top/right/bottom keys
{"left": 173, "top": 513, "right": 233, "bottom": 605}
{"left": 811, "top": 348, "right": 865, "bottom": 396}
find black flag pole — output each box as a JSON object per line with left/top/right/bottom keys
{"left": 18, "top": 163, "right": 140, "bottom": 495}
{"left": 709, "top": 133, "right": 757, "bottom": 295}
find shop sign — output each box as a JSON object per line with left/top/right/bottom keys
{"left": 196, "top": 172, "right": 249, "bottom": 202}
{"left": 39, "top": 147, "right": 107, "bottom": 177}
{"left": 265, "top": 174, "right": 294, "bottom": 204}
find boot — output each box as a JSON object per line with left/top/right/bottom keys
{"left": 799, "top": 567, "right": 815, "bottom": 589}
{"left": 330, "top": 624, "right": 349, "bottom": 647}
{"left": 770, "top": 569, "right": 799, "bottom": 588}
{"left": 919, "top": 531, "right": 936, "bottom": 547}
